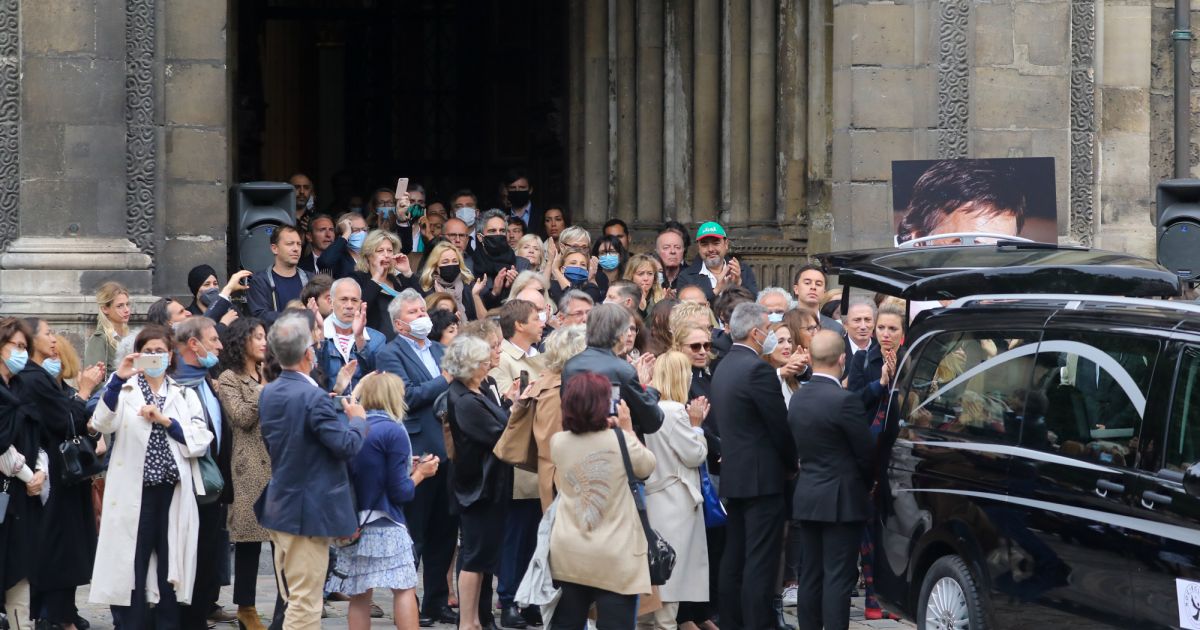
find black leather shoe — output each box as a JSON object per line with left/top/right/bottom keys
{"left": 773, "top": 595, "right": 796, "bottom": 630}
{"left": 418, "top": 615, "right": 435, "bottom": 628}
{"left": 428, "top": 605, "right": 459, "bottom": 625}
{"left": 501, "top": 605, "right": 528, "bottom": 629}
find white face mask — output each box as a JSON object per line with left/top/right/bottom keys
{"left": 538, "top": 311, "right": 548, "bottom": 325}
{"left": 407, "top": 316, "right": 433, "bottom": 340}
{"left": 759, "top": 328, "right": 779, "bottom": 356}
{"left": 456, "top": 207, "right": 477, "bottom": 228}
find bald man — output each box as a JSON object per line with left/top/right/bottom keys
{"left": 788, "top": 330, "right": 874, "bottom": 630}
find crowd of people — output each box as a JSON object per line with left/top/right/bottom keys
{"left": 0, "top": 169, "right": 901, "bottom": 630}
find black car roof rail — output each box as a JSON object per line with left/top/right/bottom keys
{"left": 947, "top": 293, "right": 1200, "bottom": 316}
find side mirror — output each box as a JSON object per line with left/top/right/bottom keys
{"left": 1184, "top": 462, "right": 1200, "bottom": 498}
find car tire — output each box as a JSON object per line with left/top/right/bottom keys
{"left": 917, "top": 555, "right": 990, "bottom": 630}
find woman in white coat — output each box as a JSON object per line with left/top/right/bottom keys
{"left": 639, "top": 351, "right": 710, "bottom": 630}
{"left": 87, "top": 325, "right": 213, "bottom": 629}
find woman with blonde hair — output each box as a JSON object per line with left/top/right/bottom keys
{"left": 425, "top": 291, "right": 457, "bottom": 315}
{"left": 85, "top": 281, "right": 131, "bottom": 373}
{"left": 507, "top": 271, "right": 553, "bottom": 311}
{"left": 765, "top": 317, "right": 811, "bottom": 406}
{"left": 352, "top": 229, "right": 416, "bottom": 339}
{"left": 638, "top": 351, "right": 709, "bottom": 629}
{"left": 623, "top": 254, "right": 664, "bottom": 319}
{"left": 515, "top": 234, "right": 545, "bottom": 270}
{"left": 418, "top": 241, "right": 485, "bottom": 321}
{"left": 326, "top": 372, "right": 439, "bottom": 630}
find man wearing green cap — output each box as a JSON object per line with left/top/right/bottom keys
{"left": 679, "top": 221, "right": 758, "bottom": 302}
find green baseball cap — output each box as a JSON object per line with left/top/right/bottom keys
{"left": 696, "top": 221, "right": 727, "bottom": 240}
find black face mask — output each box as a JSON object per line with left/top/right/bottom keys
{"left": 508, "top": 190, "right": 531, "bottom": 208}
{"left": 483, "top": 234, "right": 510, "bottom": 256}
{"left": 438, "top": 265, "right": 462, "bottom": 284}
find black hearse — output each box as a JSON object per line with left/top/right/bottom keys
{"left": 819, "top": 242, "right": 1200, "bottom": 629}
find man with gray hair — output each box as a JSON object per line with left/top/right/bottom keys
{"left": 557, "top": 289, "right": 594, "bottom": 327}
{"left": 471, "top": 208, "right": 529, "bottom": 307}
{"left": 561, "top": 303, "right": 663, "bottom": 436}
{"left": 315, "top": 277, "right": 383, "bottom": 393}
{"left": 709, "top": 302, "right": 798, "bottom": 629}
{"left": 256, "top": 312, "right": 367, "bottom": 630}
{"left": 757, "top": 287, "right": 797, "bottom": 323}
{"left": 374, "top": 289, "right": 459, "bottom": 625}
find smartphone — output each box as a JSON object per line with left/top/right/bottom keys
{"left": 133, "top": 354, "right": 166, "bottom": 372}
{"left": 519, "top": 370, "right": 529, "bottom": 391}
{"left": 239, "top": 275, "right": 250, "bottom": 287}
{"left": 610, "top": 384, "right": 621, "bottom": 416}
{"left": 395, "top": 177, "right": 409, "bottom": 198}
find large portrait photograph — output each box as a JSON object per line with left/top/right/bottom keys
{"left": 891, "top": 157, "right": 1058, "bottom": 246}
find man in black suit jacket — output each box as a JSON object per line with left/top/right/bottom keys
{"left": 789, "top": 330, "right": 875, "bottom": 630}
{"left": 711, "top": 302, "right": 798, "bottom": 629}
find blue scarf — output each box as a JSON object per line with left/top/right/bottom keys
{"left": 173, "top": 359, "right": 224, "bottom": 452}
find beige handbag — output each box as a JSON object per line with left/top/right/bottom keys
{"left": 493, "top": 395, "right": 538, "bottom": 472}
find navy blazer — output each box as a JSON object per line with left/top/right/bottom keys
{"left": 846, "top": 343, "right": 885, "bottom": 417}
{"left": 317, "top": 235, "right": 358, "bottom": 280}
{"left": 788, "top": 377, "right": 874, "bottom": 522}
{"left": 375, "top": 335, "right": 451, "bottom": 460}
{"left": 676, "top": 257, "right": 759, "bottom": 303}
{"left": 255, "top": 371, "right": 367, "bottom": 537}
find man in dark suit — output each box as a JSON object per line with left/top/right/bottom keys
{"left": 257, "top": 312, "right": 367, "bottom": 629}
{"left": 503, "top": 168, "right": 545, "bottom": 238}
{"left": 375, "top": 288, "right": 459, "bottom": 626}
{"left": 790, "top": 330, "right": 875, "bottom": 630}
{"left": 710, "top": 302, "right": 798, "bottom": 629}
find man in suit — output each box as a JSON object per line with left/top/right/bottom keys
{"left": 790, "top": 330, "right": 875, "bottom": 630}
{"left": 503, "top": 168, "right": 545, "bottom": 238}
{"left": 298, "top": 214, "right": 335, "bottom": 274}
{"left": 710, "top": 302, "right": 798, "bottom": 629}
{"left": 792, "top": 264, "right": 846, "bottom": 336}
{"left": 375, "top": 288, "right": 459, "bottom": 626}
{"left": 257, "top": 313, "right": 367, "bottom": 630}
{"left": 677, "top": 221, "right": 760, "bottom": 302}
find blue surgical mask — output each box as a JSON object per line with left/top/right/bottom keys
{"left": 377, "top": 205, "right": 396, "bottom": 219}
{"left": 144, "top": 354, "right": 168, "bottom": 378}
{"left": 598, "top": 253, "right": 620, "bottom": 270}
{"left": 3, "top": 349, "right": 27, "bottom": 374}
{"left": 197, "top": 341, "right": 219, "bottom": 369}
{"left": 768, "top": 312, "right": 784, "bottom": 324}
{"left": 42, "top": 358, "right": 62, "bottom": 378}
{"left": 456, "top": 207, "right": 477, "bottom": 228}
{"left": 348, "top": 231, "right": 367, "bottom": 252}
{"left": 564, "top": 266, "right": 589, "bottom": 283}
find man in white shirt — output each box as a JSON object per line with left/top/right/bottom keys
{"left": 844, "top": 300, "right": 876, "bottom": 356}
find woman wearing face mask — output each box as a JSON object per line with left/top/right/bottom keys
{"left": 15, "top": 319, "right": 105, "bottom": 630}
{"left": 365, "top": 187, "right": 403, "bottom": 233}
{"left": 353, "top": 230, "right": 417, "bottom": 340}
{"left": 764, "top": 318, "right": 811, "bottom": 406}
{"left": 549, "top": 250, "right": 602, "bottom": 305}
{"left": 591, "top": 235, "right": 628, "bottom": 286}
{"left": 84, "top": 281, "right": 132, "bottom": 375}
{"left": 623, "top": 254, "right": 665, "bottom": 321}
{"left": 319, "top": 212, "right": 371, "bottom": 280}
{"left": 215, "top": 317, "right": 274, "bottom": 630}
{"left": 0, "top": 318, "right": 47, "bottom": 629}
{"left": 418, "top": 242, "right": 485, "bottom": 323}
{"left": 87, "top": 326, "right": 214, "bottom": 629}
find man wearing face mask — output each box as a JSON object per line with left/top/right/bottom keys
{"left": 398, "top": 183, "right": 428, "bottom": 255}
{"left": 317, "top": 212, "right": 369, "bottom": 279}
{"left": 365, "top": 187, "right": 399, "bottom": 232}
{"left": 679, "top": 221, "right": 759, "bottom": 302}
{"left": 315, "top": 278, "right": 383, "bottom": 393}
{"left": 503, "top": 168, "right": 544, "bottom": 238}
{"left": 452, "top": 189, "right": 480, "bottom": 253}
{"left": 172, "top": 317, "right": 239, "bottom": 629}
{"left": 708, "top": 302, "right": 798, "bottom": 630}
{"left": 471, "top": 209, "right": 531, "bottom": 308}
{"left": 374, "top": 290, "right": 460, "bottom": 626}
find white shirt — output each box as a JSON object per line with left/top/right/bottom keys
{"left": 323, "top": 316, "right": 371, "bottom": 363}
{"left": 849, "top": 338, "right": 872, "bottom": 355}
{"left": 698, "top": 261, "right": 725, "bottom": 290}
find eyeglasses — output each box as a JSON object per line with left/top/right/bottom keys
{"left": 803, "top": 325, "right": 820, "bottom": 334}
{"left": 688, "top": 342, "right": 712, "bottom": 352}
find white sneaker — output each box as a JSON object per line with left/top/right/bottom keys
{"left": 781, "top": 584, "right": 799, "bottom": 606}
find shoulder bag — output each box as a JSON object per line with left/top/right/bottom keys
{"left": 699, "top": 463, "right": 726, "bottom": 528}
{"left": 59, "top": 410, "right": 105, "bottom": 486}
{"left": 176, "top": 381, "right": 225, "bottom": 505}
{"left": 493, "top": 394, "right": 537, "bottom": 472}
{"left": 613, "top": 427, "right": 676, "bottom": 586}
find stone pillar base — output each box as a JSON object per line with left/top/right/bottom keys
{"left": 0, "top": 237, "right": 158, "bottom": 348}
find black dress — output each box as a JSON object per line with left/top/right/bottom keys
{"left": 13, "top": 363, "right": 97, "bottom": 619}
{"left": 0, "top": 376, "right": 41, "bottom": 594}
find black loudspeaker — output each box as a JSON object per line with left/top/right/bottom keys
{"left": 1157, "top": 179, "right": 1200, "bottom": 280}
{"left": 232, "top": 182, "right": 296, "bottom": 272}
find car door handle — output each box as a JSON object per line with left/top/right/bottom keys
{"left": 1142, "top": 490, "right": 1174, "bottom": 509}
{"left": 1095, "top": 479, "right": 1125, "bottom": 497}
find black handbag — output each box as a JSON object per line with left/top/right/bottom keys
{"left": 59, "top": 411, "right": 105, "bottom": 486}
{"left": 613, "top": 427, "right": 677, "bottom": 586}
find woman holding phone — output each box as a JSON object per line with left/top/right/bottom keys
{"left": 325, "top": 373, "right": 439, "bottom": 630}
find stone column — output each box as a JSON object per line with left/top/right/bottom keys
{"left": 614, "top": 0, "right": 637, "bottom": 224}
{"left": 776, "top": 0, "right": 807, "bottom": 225}
{"left": 581, "top": 0, "right": 609, "bottom": 224}
{"left": 635, "top": 0, "right": 664, "bottom": 224}
{"left": 663, "top": 0, "right": 694, "bottom": 223}
{"left": 748, "top": 0, "right": 776, "bottom": 222}
{"left": 692, "top": 0, "right": 720, "bottom": 223}
{"left": 723, "top": 0, "right": 751, "bottom": 223}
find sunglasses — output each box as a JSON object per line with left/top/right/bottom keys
{"left": 688, "top": 342, "right": 712, "bottom": 352}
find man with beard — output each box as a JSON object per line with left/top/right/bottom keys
{"left": 289, "top": 173, "right": 315, "bottom": 233}
{"left": 679, "top": 221, "right": 758, "bottom": 302}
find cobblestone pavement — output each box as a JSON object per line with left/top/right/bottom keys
{"left": 72, "top": 549, "right": 914, "bottom": 629}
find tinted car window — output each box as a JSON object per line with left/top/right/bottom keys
{"left": 900, "top": 330, "right": 1040, "bottom": 442}
{"left": 1166, "top": 346, "right": 1200, "bottom": 471}
{"left": 1027, "top": 331, "right": 1159, "bottom": 467}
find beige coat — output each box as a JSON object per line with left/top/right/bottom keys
{"left": 216, "top": 369, "right": 271, "bottom": 543}
{"left": 529, "top": 373, "right": 564, "bottom": 511}
{"left": 549, "top": 429, "right": 656, "bottom": 595}
{"left": 643, "top": 400, "right": 709, "bottom": 602}
{"left": 89, "top": 377, "right": 213, "bottom": 606}
{"left": 491, "top": 339, "right": 545, "bottom": 500}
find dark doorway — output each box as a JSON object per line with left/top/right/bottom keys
{"left": 232, "top": 0, "right": 569, "bottom": 217}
